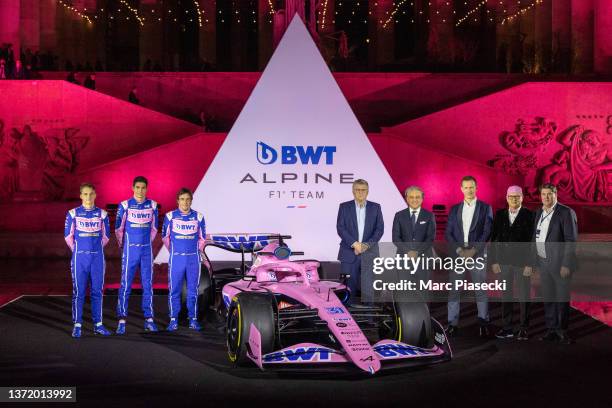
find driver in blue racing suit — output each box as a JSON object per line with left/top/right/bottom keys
{"left": 115, "top": 176, "right": 159, "bottom": 334}
{"left": 162, "top": 187, "right": 206, "bottom": 331}
{"left": 64, "top": 182, "right": 112, "bottom": 338}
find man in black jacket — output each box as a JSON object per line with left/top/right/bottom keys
{"left": 490, "top": 186, "right": 535, "bottom": 340}
{"left": 532, "top": 183, "right": 578, "bottom": 344}
{"left": 392, "top": 186, "right": 436, "bottom": 301}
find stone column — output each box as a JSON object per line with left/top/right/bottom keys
{"left": 570, "top": 0, "right": 594, "bottom": 74}
{"left": 534, "top": 0, "right": 552, "bottom": 73}
{"left": 20, "top": 0, "right": 40, "bottom": 53}
{"left": 39, "top": 0, "right": 58, "bottom": 52}
{"left": 139, "top": 0, "right": 164, "bottom": 70}
{"left": 551, "top": 0, "right": 571, "bottom": 72}
{"left": 594, "top": 0, "right": 612, "bottom": 73}
{"left": 199, "top": 0, "right": 216, "bottom": 66}
{"left": 0, "top": 0, "right": 21, "bottom": 59}
{"left": 316, "top": 0, "right": 335, "bottom": 64}
{"left": 428, "top": 0, "right": 454, "bottom": 65}
{"left": 258, "top": 0, "right": 273, "bottom": 69}
{"left": 368, "top": 0, "right": 395, "bottom": 69}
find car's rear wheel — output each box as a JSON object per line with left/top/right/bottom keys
{"left": 227, "top": 293, "right": 277, "bottom": 365}
{"left": 391, "top": 302, "right": 433, "bottom": 348}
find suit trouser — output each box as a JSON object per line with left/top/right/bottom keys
{"left": 500, "top": 264, "right": 531, "bottom": 330}
{"left": 538, "top": 256, "right": 570, "bottom": 334}
{"left": 342, "top": 257, "right": 369, "bottom": 304}
{"left": 448, "top": 261, "right": 489, "bottom": 326}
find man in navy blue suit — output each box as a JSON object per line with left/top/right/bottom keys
{"left": 392, "top": 186, "right": 436, "bottom": 300}
{"left": 445, "top": 176, "right": 493, "bottom": 337}
{"left": 337, "top": 179, "right": 384, "bottom": 305}
{"left": 531, "top": 183, "right": 578, "bottom": 345}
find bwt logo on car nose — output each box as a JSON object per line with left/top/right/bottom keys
{"left": 256, "top": 141, "right": 336, "bottom": 165}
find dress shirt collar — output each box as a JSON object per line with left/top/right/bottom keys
{"left": 355, "top": 200, "right": 367, "bottom": 209}
{"left": 464, "top": 197, "right": 477, "bottom": 207}
{"left": 509, "top": 206, "right": 521, "bottom": 214}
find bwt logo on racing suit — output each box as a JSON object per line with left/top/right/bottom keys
{"left": 256, "top": 141, "right": 336, "bottom": 165}
{"left": 75, "top": 217, "right": 102, "bottom": 232}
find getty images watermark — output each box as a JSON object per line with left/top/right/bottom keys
{"left": 357, "top": 242, "right": 612, "bottom": 303}
{"left": 370, "top": 253, "right": 506, "bottom": 292}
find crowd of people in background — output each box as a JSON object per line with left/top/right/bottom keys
{"left": 1, "top": 43, "right": 217, "bottom": 78}
{"left": 0, "top": 43, "right": 43, "bottom": 80}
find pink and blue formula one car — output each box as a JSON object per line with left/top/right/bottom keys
{"left": 200, "top": 234, "right": 452, "bottom": 375}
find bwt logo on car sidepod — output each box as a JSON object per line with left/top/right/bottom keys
{"left": 256, "top": 142, "right": 337, "bottom": 165}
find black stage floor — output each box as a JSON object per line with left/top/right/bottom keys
{"left": 1, "top": 296, "right": 611, "bottom": 407}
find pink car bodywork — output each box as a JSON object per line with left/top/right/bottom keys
{"left": 216, "top": 239, "right": 452, "bottom": 374}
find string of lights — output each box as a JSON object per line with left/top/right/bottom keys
{"left": 118, "top": 0, "right": 144, "bottom": 26}
{"left": 501, "top": 0, "right": 543, "bottom": 25}
{"left": 267, "top": 0, "right": 275, "bottom": 15}
{"left": 58, "top": 0, "right": 93, "bottom": 25}
{"left": 319, "top": 0, "right": 329, "bottom": 30}
{"left": 382, "top": 0, "right": 409, "bottom": 29}
{"left": 193, "top": 0, "right": 203, "bottom": 27}
{"left": 54, "top": 1, "right": 532, "bottom": 29}
{"left": 456, "top": 0, "right": 487, "bottom": 27}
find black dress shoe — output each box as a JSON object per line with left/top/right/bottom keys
{"left": 538, "top": 330, "right": 559, "bottom": 342}
{"left": 445, "top": 325, "right": 459, "bottom": 337}
{"left": 495, "top": 328, "right": 514, "bottom": 339}
{"left": 479, "top": 325, "right": 491, "bottom": 338}
{"left": 516, "top": 329, "right": 529, "bottom": 341}
{"left": 558, "top": 333, "right": 574, "bottom": 345}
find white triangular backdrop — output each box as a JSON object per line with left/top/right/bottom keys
{"left": 156, "top": 15, "right": 405, "bottom": 262}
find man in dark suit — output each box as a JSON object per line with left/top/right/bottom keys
{"left": 531, "top": 183, "right": 578, "bottom": 344}
{"left": 490, "top": 185, "right": 535, "bottom": 340}
{"left": 337, "top": 179, "right": 384, "bottom": 305}
{"left": 392, "top": 186, "right": 436, "bottom": 300}
{"left": 445, "top": 176, "right": 493, "bottom": 337}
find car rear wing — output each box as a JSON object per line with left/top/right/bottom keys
{"left": 204, "top": 233, "right": 290, "bottom": 253}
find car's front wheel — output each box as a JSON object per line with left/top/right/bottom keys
{"left": 227, "top": 293, "right": 277, "bottom": 365}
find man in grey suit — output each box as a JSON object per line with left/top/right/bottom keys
{"left": 392, "top": 186, "right": 436, "bottom": 300}
{"left": 530, "top": 183, "right": 578, "bottom": 344}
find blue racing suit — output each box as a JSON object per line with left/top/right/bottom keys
{"left": 115, "top": 198, "right": 158, "bottom": 319}
{"left": 162, "top": 209, "right": 206, "bottom": 319}
{"left": 64, "top": 206, "right": 110, "bottom": 324}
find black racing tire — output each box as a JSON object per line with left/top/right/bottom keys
{"left": 226, "top": 293, "right": 276, "bottom": 366}
{"left": 393, "top": 302, "right": 434, "bottom": 348}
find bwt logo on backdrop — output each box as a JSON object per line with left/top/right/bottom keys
{"left": 256, "top": 142, "right": 336, "bottom": 165}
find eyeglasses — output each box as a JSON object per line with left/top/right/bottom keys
{"left": 507, "top": 195, "right": 522, "bottom": 199}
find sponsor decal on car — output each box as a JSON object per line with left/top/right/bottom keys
{"left": 263, "top": 347, "right": 333, "bottom": 362}
{"left": 435, "top": 332, "right": 446, "bottom": 344}
{"left": 373, "top": 343, "right": 434, "bottom": 358}
{"left": 325, "top": 307, "right": 345, "bottom": 314}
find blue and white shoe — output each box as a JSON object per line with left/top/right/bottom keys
{"left": 188, "top": 319, "right": 202, "bottom": 331}
{"left": 166, "top": 319, "right": 178, "bottom": 332}
{"left": 93, "top": 324, "right": 112, "bottom": 336}
{"left": 144, "top": 319, "right": 158, "bottom": 332}
{"left": 116, "top": 321, "right": 126, "bottom": 335}
{"left": 71, "top": 324, "right": 82, "bottom": 338}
